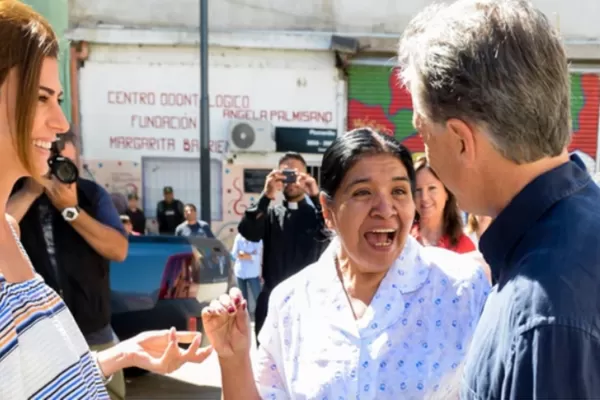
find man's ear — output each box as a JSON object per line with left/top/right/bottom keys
{"left": 446, "top": 118, "right": 476, "bottom": 166}
{"left": 319, "top": 192, "right": 335, "bottom": 230}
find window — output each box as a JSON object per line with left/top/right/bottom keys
{"left": 142, "top": 157, "right": 223, "bottom": 221}
{"left": 307, "top": 165, "right": 321, "bottom": 187}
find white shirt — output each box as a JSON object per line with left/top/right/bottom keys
{"left": 231, "top": 234, "right": 263, "bottom": 279}
{"left": 255, "top": 236, "right": 491, "bottom": 399}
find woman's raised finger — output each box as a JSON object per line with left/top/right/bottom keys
{"left": 207, "top": 299, "right": 228, "bottom": 315}
{"left": 228, "top": 287, "right": 245, "bottom": 308}
{"left": 218, "top": 294, "right": 235, "bottom": 311}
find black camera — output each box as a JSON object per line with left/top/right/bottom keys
{"left": 282, "top": 169, "right": 297, "bottom": 184}
{"left": 47, "top": 140, "right": 79, "bottom": 184}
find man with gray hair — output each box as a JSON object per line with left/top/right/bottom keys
{"left": 399, "top": 0, "right": 600, "bottom": 398}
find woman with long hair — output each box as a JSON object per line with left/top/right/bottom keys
{"left": 411, "top": 156, "right": 476, "bottom": 253}
{"left": 0, "top": 2, "right": 211, "bottom": 398}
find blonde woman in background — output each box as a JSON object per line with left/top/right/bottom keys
{"left": 464, "top": 214, "right": 492, "bottom": 248}
{"left": 462, "top": 214, "right": 493, "bottom": 283}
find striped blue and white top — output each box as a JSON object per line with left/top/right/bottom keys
{"left": 0, "top": 221, "right": 109, "bottom": 399}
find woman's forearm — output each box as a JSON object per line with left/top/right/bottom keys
{"left": 94, "top": 344, "right": 130, "bottom": 378}
{"left": 219, "top": 355, "right": 260, "bottom": 400}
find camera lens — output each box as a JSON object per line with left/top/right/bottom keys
{"left": 48, "top": 156, "right": 79, "bottom": 184}
{"left": 56, "top": 161, "right": 77, "bottom": 182}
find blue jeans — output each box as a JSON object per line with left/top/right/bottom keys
{"left": 237, "top": 277, "right": 261, "bottom": 304}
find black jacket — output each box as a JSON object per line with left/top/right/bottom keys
{"left": 156, "top": 199, "right": 185, "bottom": 234}
{"left": 16, "top": 178, "right": 112, "bottom": 335}
{"left": 238, "top": 194, "right": 329, "bottom": 342}
{"left": 238, "top": 194, "right": 329, "bottom": 291}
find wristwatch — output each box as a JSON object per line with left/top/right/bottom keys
{"left": 61, "top": 206, "right": 80, "bottom": 222}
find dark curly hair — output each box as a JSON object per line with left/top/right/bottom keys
{"left": 413, "top": 156, "right": 464, "bottom": 247}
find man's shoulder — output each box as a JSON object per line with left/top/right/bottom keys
{"left": 77, "top": 178, "right": 103, "bottom": 194}
{"left": 77, "top": 178, "right": 110, "bottom": 205}
{"left": 518, "top": 195, "right": 600, "bottom": 274}
{"left": 554, "top": 181, "right": 600, "bottom": 224}
{"left": 516, "top": 182, "right": 600, "bottom": 276}
{"left": 500, "top": 245, "right": 600, "bottom": 335}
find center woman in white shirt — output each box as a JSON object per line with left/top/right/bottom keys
{"left": 202, "top": 128, "right": 491, "bottom": 399}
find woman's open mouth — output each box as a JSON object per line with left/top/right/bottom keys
{"left": 364, "top": 229, "right": 397, "bottom": 249}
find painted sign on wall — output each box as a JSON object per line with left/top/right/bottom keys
{"left": 79, "top": 63, "right": 339, "bottom": 161}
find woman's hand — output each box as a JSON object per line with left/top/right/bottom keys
{"left": 114, "top": 328, "right": 213, "bottom": 375}
{"left": 201, "top": 287, "right": 251, "bottom": 359}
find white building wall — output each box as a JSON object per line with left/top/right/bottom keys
{"left": 77, "top": 44, "right": 341, "bottom": 240}
{"left": 79, "top": 45, "right": 340, "bottom": 160}
{"left": 70, "top": 0, "right": 600, "bottom": 40}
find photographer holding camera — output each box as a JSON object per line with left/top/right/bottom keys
{"left": 238, "top": 152, "right": 329, "bottom": 345}
{"left": 7, "top": 129, "right": 129, "bottom": 400}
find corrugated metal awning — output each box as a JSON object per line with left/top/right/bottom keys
{"left": 348, "top": 56, "right": 397, "bottom": 67}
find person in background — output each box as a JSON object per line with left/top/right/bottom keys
{"left": 463, "top": 214, "right": 493, "bottom": 284}
{"left": 411, "top": 156, "right": 475, "bottom": 253}
{"left": 399, "top": 0, "right": 600, "bottom": 397}
{"left": 203, "top": 128, "right": 490, "bottom": 399}
{"left": 237, "top": 152, "right": 329, "bottom": 345}
{"left": 156, "top": 186, "right": 184, "bottom": 234}
{"left": 464, "top": 214, "right": 492, "bottom": 248}
{"left": 110, "top": 192, "right": 127, "bottom": 215}
{"left": 121, "top": 214, "right": 140, "bottom": 236}
{"left": 9, "top": 131, "right": 130, "bottom": 400}
{"left": 175, "top": 203, "right": 215, "bottom": 238}
{"left": 126, "top": 193, "right": 146, "bottom": 234}
{"left": 231, "top": 232, "right": 262, "bottom": 310}
{"left": 0, "top": 4, "right": 211, "bottom": 399}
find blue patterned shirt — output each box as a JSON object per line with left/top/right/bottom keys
{"left": 255, "top": 235, "right": 490, "bottom": 399}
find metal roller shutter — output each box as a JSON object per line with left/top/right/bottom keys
{"left": 347, "top": 66, "right": 600, "bottom": 169}
{"left": 569, "top": 73, "right": 600, "bottom": 172}
{"left": 346, "top": 65, "right": 424, "bottom": 154}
